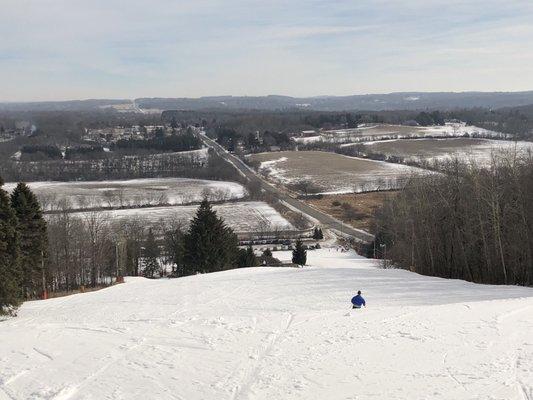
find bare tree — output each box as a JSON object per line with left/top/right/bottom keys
{"left": 374, "top": 153, "right": 533, "bottom": 286}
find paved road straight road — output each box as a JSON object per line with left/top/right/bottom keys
{"left": 197, "top": 132, "right": 374, "bottom": 242}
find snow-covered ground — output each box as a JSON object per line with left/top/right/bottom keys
{"left": 62, "top": 201, "right": 293, "bottom": 233}
{"left": 250, "top": 151, "right": 428, "bottom": 194}
{"left": 361, "top": 138, "right": 533, "bottom": 166}
{"left": 3, "top": 178, "right": 247, "bottom": 211}
{"left": 293, "top": 123, "right": 508, "bottom": 145}
{"left": 1, "top": 249, "right": 532, "bottom": 400}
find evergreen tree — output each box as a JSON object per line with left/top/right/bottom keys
{"left": 10, "top": 183, "right": 47, "bottom": 299}
{"left": 143, "top": 228, "right": 160, "bottom": 278}
{"left": 312, "top": 227, "right": 324, "bottom": 240}
{"left": 262, "top": 248, "right": 272, "bottom": 258}
{"left": 415, "top": 112, "right": 434, "bottom": 126}
{"left": 183, "top": 199, "right": 238, "bottom": 274}
{"left": 0, "top": 176, "right": 21, "bottom": 313}
{"left": 238, "top": 245, "right": 258, "bottom": 268}
{"left": 292, "top": 239, "right": 307, "bottom": 266}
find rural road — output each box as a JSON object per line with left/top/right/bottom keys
{"left": 197, "top": 131, "right": 374, "bottom": 242}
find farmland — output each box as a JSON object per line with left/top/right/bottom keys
{"left": 4, "top": 178, "right": 247, "bottom": 211}
{"left": 305, "top": 191, "right": 397, "bottom": 233}
{"left": 249, "top": 151, "right": 426, "bottom": 194}
{"left": 293, "top": 122, "right": 506, "bottom": 145}
{"left": 61, "top": 201, "right": 294, "bottom": 233}
{"left": 359, "top": 138, "right": 533, "bottom": 165}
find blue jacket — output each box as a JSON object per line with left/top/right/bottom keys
{"left": 351, "top": 294, "right": 366, "bottom": 307}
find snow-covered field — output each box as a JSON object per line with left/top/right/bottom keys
{"left": 293, "top": 123, "right": 507, "bottom": 145}
{"left": 63, "top": 201, "right": 293, "bottom": 232}
{"left": 1, "top": 249, "right": 532, "bottom": 399}
{"left": 3, "top": 178, "right": 247, "bottom": 211}
{"left": 249, "top": 151, "right": 427, "bottom": 194}
{"left": 360, "top": 138, "right": 533, "bottom": 166}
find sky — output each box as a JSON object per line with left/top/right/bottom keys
{"left": 1, "top": 0, "right": 533, "bottom": 101}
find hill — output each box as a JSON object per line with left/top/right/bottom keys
{"left": 4, "top": 91, "right": 533, "bottom": 112}
{"left": 1, "top": 249, "right": 532, "bottom": 399}
{"left": 136, "top": 91, "right": 533, "bottom": 111}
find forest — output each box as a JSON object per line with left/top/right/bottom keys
{"left": 372, "top": 155, "right": 533, "bottom": 286}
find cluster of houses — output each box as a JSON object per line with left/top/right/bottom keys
{"left": 0, "top": 121, "right": 35, "bottom": 142}
{"left": 83, "top": 125, "right": 179, "bottom": 145}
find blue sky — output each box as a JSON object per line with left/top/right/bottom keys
{"left": 1, "top": 0, "right": 533, "bottom": 101}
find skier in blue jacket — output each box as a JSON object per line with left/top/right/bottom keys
{"left": 351, "top": 291, "right": 366, "bottom": 309}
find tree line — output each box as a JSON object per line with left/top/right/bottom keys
{"left": 1, "top": 187, "right": 308, "bottom": 314}
{"left": 370, "top": 155, "right": 533, "bottom": 286}
{"left": 0, "top": 151, "right": 241, "bottom": 183}
{"left": 112, "top": 130, "right": 201, "bottom": 153}
{"left": 0, "top": 179, "right": 47, "bottom": 314}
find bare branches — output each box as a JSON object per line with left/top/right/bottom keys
{"left": 375, "top": 153, "right": 533, "bottom": 285}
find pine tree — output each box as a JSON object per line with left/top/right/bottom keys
{"left": 238, "top": 245, "right": 258, "bottom": 268}
{"left": 143, "top": 228, "right": 160, "bottom": 278}
{"left": 313, "top": 227, "right": 324, "bottom": 240}
{"left": 0, "top": 176, "right": 21, "bottom": 313}
{"left": 292, "top": 239, "right": 307, "bottom": 266}
{"left": 183, "top": 199, "right": 238, "bottom": 274}
{"left": 262, "top": 248, "right": 272, "bottom": 258}
{"left": 10, "top": 183, "right": 47, "bottom": 299}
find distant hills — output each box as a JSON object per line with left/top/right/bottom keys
{"left": 3, "top": 91, "right": 533, "bottom": 112}
{"left": 0, "top": 99, "right": 130, "bottom": 112}
{"left": 136, "top": 92, "right": 533, "bottom": 112}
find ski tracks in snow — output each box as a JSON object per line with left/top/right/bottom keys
{"left": 2, "top": 253, "right": 533, "bottom": 400}
{"left": 230, "top": 312, "right": 294, "bottom": 400}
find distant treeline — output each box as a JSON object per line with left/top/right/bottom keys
{"left": 20, "top": 144, "right": 63, "bottom": 160}
{"left": 445, "top": 106, "right": 533, "bottom": 140}
{"left": 163, "top": 107, "right": 533, "bottom": 142}
{"left": 2, "top": 105, "right": 533, "bottom": 157}
{"left": 18, "top": 131, "right": 201, "bottom": 162}
{"left": 65, "top": 145, "right": 106, "bottom": 160}
{"left": 0, "top": 151, "right": 241, "bottom": 183}
{"left": 112, "top": 130, "right": 201, "bottom": 153}
{"left": 369, "top": 156, "right": 533, "bottom": 286}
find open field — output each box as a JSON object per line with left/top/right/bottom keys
{"left": 359, "top": 138, "right": 533, "bottom": 165}
{"left": 2, "top": 249, "right": 532, "bottom": 400}
{"left": 249, "top": 151, "right": 426, "bottom": 194}
{"left": 306, "top": 191, "right": 397, "bottom": 233}
{"left": 4, "top": 178, "right": 247, "bottom": 211}
{"left": 293, "top": 122, "right": 506, "bottom": 145}
{"left": 60, "top": 201, "right": 293, "bottom": 233}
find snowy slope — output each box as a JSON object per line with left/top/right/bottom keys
{"left": 1, "top": 249, "right": 532, "bottom": 400}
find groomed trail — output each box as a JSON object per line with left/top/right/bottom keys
{"left": 1, "top": 249, "right": 532, "bottom": 400}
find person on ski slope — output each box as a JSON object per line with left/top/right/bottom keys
{"left": 351, "top": 290, "right": 366, "bottom": 309}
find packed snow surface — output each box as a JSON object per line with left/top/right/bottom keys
{"left": 1, "top": 249, "right": 533, "bottom": 400}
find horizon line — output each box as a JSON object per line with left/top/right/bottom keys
{"left": 2, "top": 89, "right": 533, "bottom": 104}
